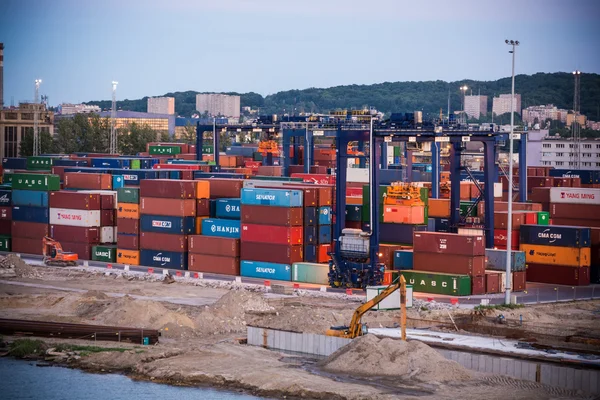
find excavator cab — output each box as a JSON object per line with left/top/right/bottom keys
{"left": 42, "top": 236, "right": 78, "bottom": 267}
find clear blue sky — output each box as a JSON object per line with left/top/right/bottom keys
{"left": 1, "top": 0, "right": 599, "bottom": 105}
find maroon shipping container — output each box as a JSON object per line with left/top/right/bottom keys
{"left": 570, "top": 177, "right": 581, "bottom": 188}
{"left": 140, "top": 198, "right": 196, "bottom": 217}
{"left": 49, "top": 225, "right": 100, "bottom": 244}
{"left": 283, "top": 184, "right": 334, "bottom": 207}
{"left": 188, "top": 236, "right": 239, "bottom": 257}
{"left": 181, "top": 170, "right": 193, "bottom": 180}
{"left": 471, "top": 275, "right": 485, "bottom": 295}
{"left": 591, "top": 228, "right": 600, "bottom": 266}
{"left": 101, "top": 209, "right": 115, "bottom": 226}
{"left": 513, "top": 271, "right": 526, "bottom": 291}
{"left": 528, "top": 176, "right": 554, "bottom": 188}
{"left": 241, "top": 242, "right": 303, "bottom": 264}
{"left": 117, "top": 233, "right": 139, "bottom": 250}
{"left": 526, "top": 264, "right": 589, "bottom": 286}
{"left": 12, "top": 221, "right": 49, "bottom": 239}
{"left": 196, "top": 199, "right": 210, "bottom": 216}
{"left": 241, "top": 224, "right": 303, "bottom": 245}
{"left": 529, "top": 187, "right": 551, "bottom": 203}
{"left": 550, "top": 203, "right": 600, "bottom": 221}
{"left": 188, "top": 254, "right": 240, "bottom": 276}
{"left": 100, "top": 194, "right": 115, "bottom": 210}
{"left": 139, "top": 232, "right": 188, "bottom": 252}
{"left": 0, "top": 220, "right": 11, "bottom": 236}
{"left": 64, "top": 172, "right": 111, "bottom": 190}
{"left": 551, "top": 218, "right": 600, "bottom": 228}
{"left": 412, "top": 232, "right": 485, "bottom": 256}
{"left": 413, "top": 253, "right": 485, "bottom": 276}
{"left": 197, "top": 178, "right": 243, "bottom": 199}
{"left": 241, "top": 205, "right": 303, "bottom": 226}
{"left": 494, "top": 212, "right": 524, "bottom": 230}
{"left": 60, "top": 241, "right": 92, "bottom": 260}
{"left": 0, "top": 207, "right": 11, "bottom": 220}
{"left": 380, "top": 244, "right": 406, "bottom": 269}
{"left": 140, "top": 179, "right": 197, "bottom": 199}
{"left": 11, "top": 237, "right": 43, "bottom": 255}
{"left": 49, "top": 192, "right": 101, "bottom": 210}
{"left": 485, "top": 272, "right": 500, "bottom": 294}
{"left": 117, "top": 218, "right": 139, "bottom": 235}
{"left": 51, "top": 166, "right": 68, "bottom": 182}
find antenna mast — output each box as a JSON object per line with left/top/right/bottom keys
{"left": 110, "top": 81, "right": 118, "bottom": 154}
{"left": 33, "top": 79, "right": 42, "bottom": 156}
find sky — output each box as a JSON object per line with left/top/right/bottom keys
{"left": 1, "top": 0, "right": 599, "bottom": 105}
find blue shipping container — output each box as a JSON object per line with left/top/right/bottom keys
{"left": 201, "top": 218, "right": 241, "bottom": 238}
{"left": 113, "top": 169, "right": 159, "bottom": 185}
{"left": 304, "top": 245, "right": 317, "bottom": 262}
{"left": 304, "top": 225, "right": 317, "bottom": 245}
{"left": 215, "top": 199, "right": 241, "bottom": 220}
{"left": 393, "top": 250, "right": 414, "bottom": 270}
{"left": 12, "top": 190, "right": 49, "bottom": 207}
{"left": 169, "top": 171, "right": 181, "bottom": 179}
{"left": 0, "top": 190, "right": 12, "bottom": 206}
{"left": 240, "top": 260, "right": 291, "bottom": 281}
{"left": 520, "top": 225, "right": 591, "bottom": 248}
{"left": 2, "top": 157, "right": 27, "bottom": 170}
{"left": 548, "top": 169, "right": 599, "bottom": 185}
{"left": 318, "top": 225, "right": 331, "bottom": 244}
{"left": 304, "top": 207, "right": 317, "bottom": 225}
{"left": 318, "top": 207, "right": 332, "bottom": 225}
{"left": 140, "top": 215, "right": 196, "bottom": 234}
{"left": 379, "top": 223, "right": 427, "bottom": 245}
{"left": 485, "top": 249, "right": 526, "bottom": 272}
{"left": 112, "top": 175, "right": 125, "bottom": 189}
{"left": 12, "top": 206, "right": 49, "bottom": 223}
{"left": 52, "top": 159, "right": 89, "bottom": 167}
{"left": 91, "top": 158, "right": 127, "bottom": 169}
{"left": 139, "top": 249, "right": 187, "bottom": 270}
{"left": 240, "top": 188, "right": 303, "bottom": 208}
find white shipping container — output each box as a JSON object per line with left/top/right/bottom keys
{"left": 494, "top": 182, "right": 502, "bottom": 198}
{"left": 366, "top": 285, "right": 413, "bottom": 310}
{"left": 549, "top": 187, "right": 600, "bottom": 205}
{"left": 100, "top": 226, "right": 115, "bottom": 243}
{"left": 49, "top": 208, "right": 101, "bottom": 227}
{"left": 347, "top": 167, "right": 369, "bottom": 183}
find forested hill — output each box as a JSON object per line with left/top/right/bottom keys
{"left": 84, "top": 72, "right": 600, "bottom": 120}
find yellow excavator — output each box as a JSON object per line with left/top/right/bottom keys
{"left": 326, "top": 275, "right": 408, "bottom": 339}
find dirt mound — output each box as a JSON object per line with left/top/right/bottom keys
{"left": 0, "top": 254, "right": 42, "bottom": 279}
{"left": 82, "top": 290, "right": 109, "bottom": 300}
{"left": 195, "top": 291, "right": 274, "bottom": 336}
{"left": 319, "top": 334, "right": 472, "bottom": 382}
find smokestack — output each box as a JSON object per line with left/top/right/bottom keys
{"left": 0, "top": 43, "right": 3, "bottom": 109}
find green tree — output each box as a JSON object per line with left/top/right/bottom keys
{"left": 118, "top": 122, "right": 157, "bottom": 155}
{"left": 19, "top": 128, "right": 55, "bottom": 157}
{"left": 178, "top": 122, "right": 196, "bottom": 144}
{"left": 54, "top": 113, "right": 110, "bottom": 154}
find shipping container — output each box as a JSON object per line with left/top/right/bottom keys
{"left": 140, "top": 197, "right": 196, "bottom": 217}
{"left": 99, "top": 226, "right": 114, "bottom": 243}
{"left": 188, "top": 236, "right": 239, "bottom": 257}
{"left": 0, "top": 190, "right": 11, "bottom": 207}
{"left": 139, "top": 249, "right": 187, "bottom": 270}
{"left": 304, "top": 244, "right": 317, "bottom": 262}
{"left": 112, "top": 175, "right": 125, "bottom": 189}
{"left": 318, "top": 225, "right": 331, "bottom": 244}
{"left": 393, "top": 250, "right": 414, "bottom": 270}
{"left": 100, "top": 210, "right": 114, "bottom": 227}
{"left": 241, "top": 205, "right": 303, "bottom": 226}
{"left": 399, "top": 270, "right": 471, "bottom": 296}
{"left": 140, "top": 179, "right": 208, "bottom": 199}
{"left": 92, "top": 245, "right": 117, "bottom": 262}
{"left": 413, "top": 253, "right": 485, "bottom": 276}
{"left": 413, "top": 232, "right": 485, "bottom": 256}
{"left": 59, "top": 241, "right": 92, "bottom": 260}
{"left": 241, "top": 223, "right": 303, "bottom": 245}
{"left": 0, "top": 235, "right": 10, "bottom": 251}
{"left": 345, "top": 205, "right": 362, "bottom": 222}
{"left": 550, "top": 203, "right": 600, "bottom": 221}
{"left": 11, "top": 173, "right": 60, "bottom": 191}
{"left": 196, "top": 199, "right": 210, "bottom": 216}
{"left": 49, "top": 225, "right": 100, "bottom": 244}
{"left": 520, "top": 244, "right": 590, "bottom": 267}
{"left": 201, "top": 218, "right": 241, "bottom": 238}
{"left": 526, "top": 263, "right": 590, "bottom": 286}
{"left": 494, "top": 212, "right": 524, "bottom": 230}
{"left": 117, "top": 249, "right": 140, "bottom": 265}
{"left": 140, "top": 232, "right": 187, "bottom": 252}
{"left": 11, "top": 221, "right": 48, "bottom": 239}
{"left": 520, "top": 225, "right": 591, "bottom": 248}
{"left": 2, "top": 157, "right": 27, "bottom": 170}
{"left": 117, "top": 218, "right": 139, "bottom": 235}
{"left": 117, "top": 188, "right": 140, "bottom": 204}
{"left": 12, "top": 206, "right": 49, "bottom": 224}
{"left": 240, "top": 188, "right": 302, "bottom": 208}
{"left": 485, "top": 272, "right": 500, "bottom": 294}
{"left": 49, "top": 208, "right": 100, "bottom": 227}
{"left": 548, "top": 169, "right": 599, "bottom": 185}
{"left": 494, "top": 229, "right": 520, "bottom": 248}
{"left": 379, "top": 223, "right": 427, "bottom": 245}
{"left": 513, "top": 271, "right": 526, "bottom": 291}
{"left": 188, "top": 254, "right": 240, "bottom": 275}
{"left": 471, "top": 275, "right": 485, "bottom": 295}
{"left": 485, "top": 249, "right": 526, "bottom": 272}
{"left": 139, "top": 215, "right": 195, "bottom": 235}
{"left": 291, "top": 262, "right": 329, "bottom": 284}
{"left": 48, "top": 191, "right": 100, "bottom": 210}
{"left": 549, "top": 187, "right": 600, "bottom": 205}
{"left": 117, "top": 203, "right": 140, "bottom": 219}
{"left": 240, "top": 260, "right": 291, "bottom": 281}
{"left": 215, "top": 198, "right": 241, "bottom": 220}
{"left": 64, "top": 173, "right": 111, "bottom": 190}
{"left": 11, "top": 237, "right": 43, "bottom": 255}
{"left": 149, "top": 145, "right": 181, "bottom": 155}
{"left": 12, "top": 190, "right": 48, "bottom": 207}
{"left": 378, "top": 244, "right": 404, "bottom": 270}
{"left": 0, "top": 220, "right": 11, "bottom": 236}
{"left": 241, "top": 242, "right": 303, "bottom": 264}
{"left": 318, "top": 206, "right": 332, "bottom": 225}
{"left": 304, "top": 207, "right": 317, "bottom": 226}
{"left": 117, "top": 233, "right": 139, "bottom": 250}
{"left": 197, "top": 178, "right": 243, "bottom": 199}
{"left": 0, "top": 207, "right": 11, "bottom": 221}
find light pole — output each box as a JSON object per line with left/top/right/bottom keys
{"left": 504, "top": 39, "right": 519, "bottom": 305}
{"left": 460, "top": 85, "right": 468, "bottom": 124}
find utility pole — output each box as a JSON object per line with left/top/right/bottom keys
{"left": 110, "top": 81, "right": 118, "bottom": 154}
{"left": 33, "top": 79, "right": 42, "bottom": 156}
{"left": 572, "top": 70, "right": 581, "bottom": 169}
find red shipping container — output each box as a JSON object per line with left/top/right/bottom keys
{"left": 12, "top": 237, "right": 43, "bottom": 255}
{"left": 140, "top": 232, "right": 187, "bottom": 252}
{"left": 471, "top": 275, "right": 486, "bottom": 295}
{"left": 241, "top": 205, "right": 303, "bottom": 226}
{"left": 241, "top": 223, "right": 303, "bottom": 245}
{"left": 529, "top": 187, "right": 551, "bottom": 203}
{"left": 196, "top": 199, "right": 210, "bottom": 216}
{"left": 512, "top": 271, "right": 526, "bottom": 291}
{"left": 290, "top": 173, "right": 335, "bottom": 185}
{"left": 101, "top": 210, "right": 115, "bottom": 226}
{"left": 379, "top": 244, "right": 405, "bottom": 269}
{"left": 494, "top": 229, "right": 519, "bottom": 248}
{"left": 117, "top": 234, "right": 139, "bottom": 250}
{"left": 140, "top": 198, "right": 196, "bottom": 217}
{"left": 516, "top": 211, "right": 538, "bottom": 225}
{"left": 117, "top": 218, "right": 139, "bottom": 235}
{"left": 153, "top": 164, "right": 200, "bottom": 170}
{"left": 188, "top": 254, "right": 240, "bottom": 275}
{"left": 0, "top": 220, "right": 11, "bottom": 235}
{"left": 140, "top": 179, "right": 198, "bottom": 199}
{"left": 240, "top": 242, "right": 303, "bottom": 264}
{"left": 550, "top": 203, "right": 600, "bottom": 221}
{"left": 51, "top": 166, "right": 68, "bottom": 181}
{"left": 525, "top": 264, "right": 590, "bottom": 286}
{"left": 49, "top": 225, "right": 100, "bottom": 244}
{"left": 318, "top": 244, "right": 331, "bottom": 263}
{"left": 494, "top": 212, "right": 524, "bottom": 230}
{"left": 0, "top": 207, "right": 11, "bottom": 220}
{"left": 413, "top": 232, "right": 485, "bottom": 256}
{"left": 64, "top": 173, "right": 111, "bottom": 190}
{"left": 413, "top": 253, "right": 485, "bottom": 276}
{"left": 485, "top": 272, "right": 500, "bottom": 294}
{"left": 188, "top": 236, "right": 239, "bottom": 257}
{"left": 550, "top": 218, "right": 600, "bottom": 228}
{"left": 49, "top": 192, "right": 101, "bottom": 210}
{"left": 552, "top": 177, "right": 570, "bottom": 187}
{"left": 570, "top": 177, "right": 581, "bottom": 188}
{"left": 181, "top": 170, "right": 194, "bottom": 180}
{"left": 198, "top": 178, "right": 243, "bottom": 199}
{"left": 527, "top": 176, "right": 553, "bottom": 189}
{"left": 100, "top": 194, "right": 114, "bottom": 210}
{"left": 11, "top": 221, "right": 49, "bottom": 239}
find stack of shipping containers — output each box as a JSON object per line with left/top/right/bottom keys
{"left": 0, "top": 184, "right": 11, "bottom": 251}
{"left": 116, "top": 187, "right": 141, "bottom": 266}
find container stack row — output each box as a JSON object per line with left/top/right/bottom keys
{"left": 116, "top": 187, "right": 141, "bottom": 265}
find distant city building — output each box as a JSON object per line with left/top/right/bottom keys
{"left": 566, "top": 113, "right": 587, "bottom": 128}
{"left": 464, "top": 95, "right": 487, "bottom": 119}
{"left": 196, "top": 94, "right": 240, "bottom": 119}
{"left": 492, "top": 94, "right": 521, "bottom": 116}
{"left": 59, "top": 103, "right": 101, "bottom": 115}
{"left": 527, "top": 129, "right": 600, "bottom": 171}
{"left": 0, "top": 103, "right": 54, "bottom": 157}
{"left": 55, "top": 110, "right": 175, "bottom": 135}
{"left": 587, "top": 120, "right": 600, "bottom": 131}
{"left": 521, "top": 104, "right": 569, "bottom": 127}
{"left": 147, "top": 97, "right": 175, "bottom": 115}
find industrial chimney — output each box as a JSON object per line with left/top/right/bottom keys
{"left": 0, "top": 43, "right": 4, "bottom": 109}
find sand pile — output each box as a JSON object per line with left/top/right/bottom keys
{"left": 195, "top": 291, "right": 274, "bottom": 336}
{"left": 319, "top": 334, "right": 472, "bottom": 383}
{"left": 0, "top": 254, "right": 42, "bottom": 279}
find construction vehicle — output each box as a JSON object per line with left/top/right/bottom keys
{"left": 326, "top": 275, "right": 408, "bottom": 339}
{"left": 42, "top": 236, "right": 78, "bottom": 267}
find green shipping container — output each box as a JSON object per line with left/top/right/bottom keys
{"left": 399, "top": 270, "right": 471, "bottom": 296}
{"left": 131, "top": 159, "right": 141, "bottom": 170}
{"left": 26, "top": 156, "right": 55, "bottom": 170}
{"left": 459, "top": 201, "right": 477, "bottom": 217}
{"left": 292, "top": 262, "right": 329, "bottom": 285}
{"left": 362, "top": 185, "right": 388, "bottom": 222}
{"left": 537, "top": 211, "right": 550, "bottom": 225}
{"left": 345, "top": 205, "right": 362, "bottom": 222}
{"left": 149, "top": 145, "right": 181, "bottom": 155}
{"left": 393, "top": 146, "right": 401, "bottom": 157}
{"left": 92, "top": 245, "right": 117, "bottom": 263}
{"left": 0, "top": 236, "right": 11, "bottom": 251}
{"left": 2, "top": 173, "right": 13, "bottom": 185}
{"left": 11, "top": 173, "right": 60, "bottom": 191}
{"left": 202, "top": 145, "right": 214, "bottom": 154}
{"left": 117, "top": 187, "right": 140, "bottom": 204}
{"left": 253, "top": 152, "right": 263, "bottom": 161}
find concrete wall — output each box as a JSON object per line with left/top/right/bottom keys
{"left": 247, "top": 326, "right": 600, "bottom": 395}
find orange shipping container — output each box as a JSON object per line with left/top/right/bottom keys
{"left": 346, "top": 196, "right": 362, "bottom": 205}
{"left": 460, "top": 182, "right": 472, "bottom": 200}
{"left": 195, "top": 180, "right": 210, "bottom": 199}
{"left": 117, "top": 249, "right": 140, "bottom": 265}
{"left": 428, "top": 198, "right": 450, "bottom": 218}
{"left": 383, "top": 205, "right": 425, "bottom": 224}
{"left": 519, "top": 244, "right": 591, "bottom": 267}
{"left": 195, "top": 216, "right": 208, "bottom": 234}
{"left": 117, "top": 203, "right": 140, "bottom": 219}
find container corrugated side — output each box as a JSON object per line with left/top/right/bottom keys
{"left": 240, "top": 260, "right": 291, "bottom": 281}
{"left": 520, "top": 244, "right": 591, "bottom": 267}
{"left": 12, "top": 206, "right": 49, "bottom": 224}
{"left": 12, "top": 190, "right": 49, "bottom": 207}
{"left": 140, "top": 215, "right": 195, "bottom": 234}
{"left": 548, "top": 187, "right": 600, "bottom": 205}
{"left": 92, "top": 245, "right": 117, "bottom": 262}
{"left": 117, "top": 188, "right": 140, "bottom": 204}
{"left": 291, "top": 262, "right": 329, "bottom": 284}
{"left": 399, "top": 270, "right": 471, "bottom": 296}
{"left": 49, "top": 208, "right": 101, "bottom": 227}
{"left": 188, "top": 254, "right": 240, "bottom": 276}
{"left": 11, "top": 173, "right": 60, "bottom": 191}
{"left": 201, "top": 218, "right": 241, "bottom": 238}
{"left": 485, "top": 249, "right": 526, "bottom": 272}
{"left": 520, "top": 225, "right": 591, "bottom": 248}
{"left": 393, "top": 250, "right": 414, "bottom": 270}
{"left": 413, "top": 231, "right": 485, "bottom": 256}
{"left": 117, "top": 249, "right": 140, "bottom": 265}
{"left": 139, "top": 249, "right": 187, "bottom": 270}
{"left": 215, "top": 198, "right": 241, "bottom": 220}
{"left": 240, "top": 188, "right": 303, "bottom": 208}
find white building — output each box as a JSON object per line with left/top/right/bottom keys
{"left": 59, "top": 103, "right": 101, "bottom": 115}
{"left": 492, "top": 94, "right": 522, "bottom": 116}
{"left": 522, "top": 104, "right": 569, "bottom": 127}
{"left": 527, "top": 129, "right": 600, "bottom": 170}
{"left": 196, "top": 94, "right": 240, "bottom": 118}
{"left": 147, "top": 97, "right": 175, "bottom": 115}
{"left": 464, "top": 95, "right": 487, "bottom": 119}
